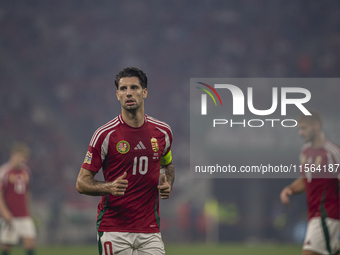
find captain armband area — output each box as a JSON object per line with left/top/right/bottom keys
{"left": 160, "top": 150, "right": 172, "bottom": 166}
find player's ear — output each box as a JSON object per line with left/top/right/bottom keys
{"left": 312, "top": 121, "right": 320, "bottom": 131}
{"left": 116, "top": 89, "right": 120, "bottom": 101}
{"left": 143, "top": 88, "right": 148, "bottom": 99}
{"left": 316, "top": 121, "right": 322, "bottom": 131}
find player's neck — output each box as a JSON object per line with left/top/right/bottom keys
{"left": 121, "top": 108, "right": 145, "bottom": 128}
{"left": 8, "top": 160, "right": 22, "bottom": 169}
{"left": 311, "top": 132, "right": 326, "bottom": 149}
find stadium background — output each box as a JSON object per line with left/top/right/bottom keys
{"left": 0, "top": 0, "right": 340, "bottom": 253}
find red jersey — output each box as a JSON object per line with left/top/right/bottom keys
{"left": 0, "top": 163, "right": 31, "bottom": 217}
{"left": 300, "top": 140, "right": 340, "bottom": 221}
{"left": 82, "top": 114, "right": 173, "bottom": 233}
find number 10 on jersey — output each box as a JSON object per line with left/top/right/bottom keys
{"left": 133, "top": 156, "right": 148, "bottom": 175}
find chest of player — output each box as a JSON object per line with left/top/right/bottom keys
{"left": 4, "top": 170, "right": 29, "bottom": 194}
{"left": 301, "top": 149, "right": 338, "bottom": 181}
{"left": 106, "top": 129, "right": 165, "bottom": 167}
{"left": 300, "top": 149, "right": 331, "bottom": 166}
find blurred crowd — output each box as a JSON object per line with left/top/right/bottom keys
{"left": 0, "top": 0, "right": 340, "bottom": 243}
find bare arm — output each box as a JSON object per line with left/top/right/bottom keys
{"left": 164, "top": 162, "right": 175, "bottom": 188}
{"left": 25, "top": 191, "right": 32, "bottom": 216}
{"left": 280, "top": 177, "right": 305, "bottom": 205}
{"left": 76, "top": 168, "right": 128, "bottom": 196}
{"left": 158, "top": 162, "right": 175, "bottom": 199}
{"left": 0, "top": 190, "right": 12, "bottom": 222}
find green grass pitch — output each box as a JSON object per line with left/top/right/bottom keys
{"left": 9, "top": 243, "right": 301, "bottom": 255}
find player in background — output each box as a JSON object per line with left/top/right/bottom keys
{"left": 0, "top": 143, "right": 36, "bottom": 255}
{"left": 280, "top": 111, "right": 340, "bottom": 255}
{"left": 76, "top": 67, "right": 175, "bottom": 255}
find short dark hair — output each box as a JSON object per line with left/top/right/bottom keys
{"left": 297, "top": 110, "right": 322, "bottom": 127}
{"left": 115, "top": 67, "right": 148, "bottom": 89}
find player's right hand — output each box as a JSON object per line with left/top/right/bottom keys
{"left": 280, "top": 186, "right": 292, "bottom": 205}
{"left": 109, "top": 172, "right": 128, "bottom": 196}
{"left": 2, "top": 210, "right": 13, "bottom": 223}
{"left": 158, "top": 174, "right": 171, "bottom": 199}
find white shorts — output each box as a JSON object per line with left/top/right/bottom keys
{"left": 303, "top": 217, "right": 340, "bottom": 255}
{"left": 97, "top": 232, "right": 165, "bottom": 255}
{"left": 0, "top": 217, "right": 36, "bottom": 245}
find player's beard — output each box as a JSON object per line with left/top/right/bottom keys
{"left": 304, "top": 129, "right": 317, "bottom": 143}
{"left": 122, "top": 100, "right": 143, "bottom": 112}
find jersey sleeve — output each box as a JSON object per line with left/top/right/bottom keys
{"left": 81, "top": 129, "right": 112, "bottom": 173}
{"left": 160, "top": 125, "right": 173, "bottom": 165}
{"left": 25, "top": 166, "right": 31, "bottom": 191}
{"left": 329, "top": 145, "right": 340, "bottom": 180}
{"left": 331, "top": 147, "right": 340, "bottom": 164}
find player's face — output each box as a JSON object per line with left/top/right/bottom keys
{"left": 116, "top": 77, "right": 147, "bottom": 112}
{"left": 10, "top": 152, "right": 28, "bottom": 169}
{"left": 298, "top": 121, "right": 317, "bottom": 143}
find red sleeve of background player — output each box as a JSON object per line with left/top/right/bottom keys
{"left": 329, "top": 143, "right": 340, "bottom": 180}
{"left": 25, "top": 166, "right": 31, "bottom": 191}
{"left": 331, "top": 146, "right": 340, "bottom": 164}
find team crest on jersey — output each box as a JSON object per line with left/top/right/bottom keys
{"left": 84, "top": 151, "right": 92, "bottom": 164}
{"left": 151, "top": 137, "right": 159, "bottom": 152}
{"left": 117, "top": 140, "right": 130, "bottom": 154}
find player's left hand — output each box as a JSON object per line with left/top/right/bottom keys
{"left": 280, "top": 186, "right": 292, "bottom": 205}
{"left": 158, "top": 174, "right": 171, "bottom": 199}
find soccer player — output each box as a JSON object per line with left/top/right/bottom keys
{"left": 0, "top": 142, "right": 36, "bottom": 255}
{"left": 76, "top": 67, "right": 175, "bottom": 255}
{"left": 280, "top": 111, "right": 340, "bottom": 255}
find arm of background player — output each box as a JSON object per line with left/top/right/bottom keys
{"left": 280, "top": 177, "right": 305, "bottom": 205}
{"left": 25, "top": 191, "right": 32, "bottom": 216}
{"left": 0, "top": 190, "right": 13, "bottom": 222}
{"left": 76, "top": 168, "right": 128, "bottom": 196}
